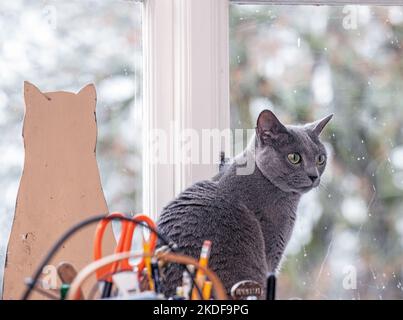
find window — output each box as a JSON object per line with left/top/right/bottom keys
{"left": 230, "top": 3, "right": 403, "bottom": 299}
{"left": 0, "top": 0, "right": 142, "bottom": 290}
{"left": 2, "top": 0, "right": 401, "bottom": 301}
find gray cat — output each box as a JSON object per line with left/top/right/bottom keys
{"left": 157, "top": 110, "right": 332, "bottom": 298}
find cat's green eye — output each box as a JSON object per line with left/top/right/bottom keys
{"left": 317, "top": 154, "right": 326, "bottom": 165}
{"left": 287, "top": 153, "right": 302, "bottom": 164}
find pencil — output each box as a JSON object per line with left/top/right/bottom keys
{"left": 202, "top": 281, "right": 213, "bottom": 300}
{"left": 191, "top": 240, "right": 212, "bottom": 300}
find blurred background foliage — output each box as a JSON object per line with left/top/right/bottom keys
{"left": 1, "top": 0, "right": 402, "bottom": 300}
{"left": 0, "top": 0, "right": 142, "bottom": 293}
{"left": 230, "top": 4, "right": 403, "bottom": 299}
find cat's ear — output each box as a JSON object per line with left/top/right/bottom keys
{"left": 77, "top": 84, "right": 97, "bottom": 109}
{"left": 309, "top": 114, "right": 333, "bottom": 136}
{"left": 256, "top": 110, "right": 287, "bottom": 144}
{"left": 24, "top": 81, "right": 49, "bottom": 105}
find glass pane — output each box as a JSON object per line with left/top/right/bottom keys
{"left": 230, "top": 4, "right": 403, "bottom": 299}
{"left": 0, "top": 0, "right": 142, "bottom": 289}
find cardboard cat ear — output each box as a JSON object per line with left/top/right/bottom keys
{"left": 77, "top": 84, "right": 97, "bottom": 110}
{"left": 256, "top": 110, "right": 288, "bottom": 144}
{"left": 309, "top": 114, "right": 333, "bottom": 136}
{"left": 24, "top": 81, "right": 50, "bottom": 105}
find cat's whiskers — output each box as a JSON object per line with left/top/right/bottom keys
{"left": 318, "top": 181, "right": 329, "bottom": 192}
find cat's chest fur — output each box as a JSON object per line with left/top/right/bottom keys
{"left": 217, "top": 165, "right": 300, "bottom": 271}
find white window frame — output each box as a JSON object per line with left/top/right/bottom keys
{"left": 142, "top": 0, "right": 230, "bottom": 220}
{"left": 231, "top": 0, "right": 403, "bottom": 4}
{"left": 141, "top": 0, "right": 403, "bottom": 220}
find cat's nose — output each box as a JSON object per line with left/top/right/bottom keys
{"left": 309, "top": 175, "right": 318, "bottom": 183}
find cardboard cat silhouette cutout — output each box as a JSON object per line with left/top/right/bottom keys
{"left": 3, "top": 82, "right": 114, "bottom": 299}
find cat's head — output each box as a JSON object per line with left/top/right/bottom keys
{"left": 254, "top": 110, "right": 332, "bottom": 194}
{"left": 23, "top": 81, "right": 98, "bottom": 155}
